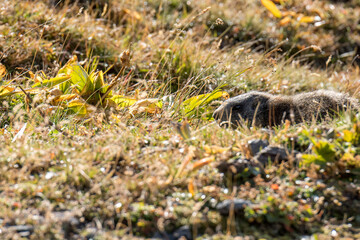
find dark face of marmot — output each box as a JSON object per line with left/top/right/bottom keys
{"left": 213, "top": 91, "right": 272, "bottom": 127}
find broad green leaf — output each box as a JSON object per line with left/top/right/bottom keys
{"left": 32, "top": 75, "right": 71, "bottom": 88}
{"left": 261, "top": 0, "right": 282, "bottom": 18}
{"left": 302, "top": 140, "right": 336, "bottom": 167}
{"left": 93, "top": 71, "right": 107, "bottom": 94}
{"left": 69, "top": 64, "right": 92, "bottom": 93}
{"left": 111, "top": 95, "right": 137, "bottom": 108}
{"left": 59, "top": 80, "right": 72, "bottom": 94}
{"left": 313, "top": 141, "right": 336, "bottom": 162}
{"left": 302, "top": 154, "right": 326, "bottom": 166}
{"left": 181, "top": 90, "right": 229, "bottom": 116}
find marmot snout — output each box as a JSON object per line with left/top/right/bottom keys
{"left": 213, "top": 90, "right": 358, "bottom": 127}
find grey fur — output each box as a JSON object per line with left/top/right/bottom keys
{"left": 213, "top": 90, "right": 359, "bottom": 127}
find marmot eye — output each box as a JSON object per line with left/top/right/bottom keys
{"left": 233, "top": 105, "right": 242, "bottom": 110}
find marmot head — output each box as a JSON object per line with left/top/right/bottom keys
{"left": 213, "top": 91, "right": 271, "bottom": 127}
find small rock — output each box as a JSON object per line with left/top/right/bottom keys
{"left": 217, "top": 158, "right": 261, "bottom": 175}
{"left": 152, "top": 225, "right": 192, "bottom": 240}
{"left": 254, "top": 146, "right": 296, "bottom": 166}
{"left": 6, "top": 225, "right": 34, "bottom": 237}
{"left": 52, "top": 211, "right": 81, "bottom": 238}
{"left": 172, "top": 225, "right": 192, "bottom": 240}
{"left": 248, "top": 139, "right": 269, "bottom": 156}
{"left": 216, "top": 199, "right": 252, "bottom": 215}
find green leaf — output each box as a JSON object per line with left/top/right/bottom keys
{"left": 181, "top": 90, "right": 229, "bottom": 118}
{"left": 93, "top": 71, "right": 106, "bottom": 94}
{"left": 69, "top": 64, "right": 93, "bottom": 93}
{"left": 302, "top": 140, "right": 336, "bottom": 167}
{"left": 313, "top": 141, "right": 336, "bottom": 162}
{"left": 32, "top": 75, "right": 71, "bottom": 88}
{"left": 302, "top": 154, "right": 326, "bottom": 166}
{"left": 111, "top": 95, "right": 137, "bottom": 108}
{"left": 59, "top": 80, "right": 72, "bottom": 94}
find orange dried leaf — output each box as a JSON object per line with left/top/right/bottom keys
{"left": 279, "top": 16, "right": 292, "bottom": 26}
{"left": 261, "top": 0, "right": 282, "bottom": 18}
{"left": 222, "top": 92, "right": 230, "bottom": 100}
{"left": 271, "top": 184, "right": 279, "bottom": 190}
{"left": 188, "top": 180, "right": 195, "bottom": 196}
{"left": 299, "top": 16, "right": 315, "bottom": 23}
{"left": 0, "top": 63, "right": 6, "bottom": 79}
{"left": 123, "top": 8, "right": 142, "bottom": 20}
{"left": 283, "top": 11, "right": 297, "bottom": 17}
{"left": 192, "top": 156, "right": 215, "bottom": 171}
{"left": 12, "top": 202, "right": 21, "bottom": 208}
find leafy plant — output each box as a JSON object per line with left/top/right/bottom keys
{"left": 302, "top": 140, "right": 336, "bottom": 167}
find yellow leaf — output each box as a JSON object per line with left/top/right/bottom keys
{"left": 192, "top": 156, "right": 215, "bottom": 171}
{"left": 261, "top": 0, "right": 282, "bottom": 18}
{"left": 0, "top": 85, "right": 17, "bottom": 98}
{"left": 342, "top": 130, "right": 353, "bottom": 142}
{"left": 341, "top": 152, "right": 355, "bottom": 162}
{"left": 299, "top": 16, "right": 315, "bottom": 23}
{"left": 204, "top": 145, "right": 229, "bottom": 154}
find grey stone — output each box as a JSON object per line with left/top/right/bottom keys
{"left": 216, "top": 199, "right": 252, "bottom": 215}
{"left": 248, "top": 139, "right": 269, "bottom": 156}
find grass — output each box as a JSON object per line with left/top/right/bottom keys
{"left": 1, "top": 0, "right": 360, "bottom": 239}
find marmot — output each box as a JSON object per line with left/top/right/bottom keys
{"left": 213, "top": 90, "right": 358, "bottom": 127}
